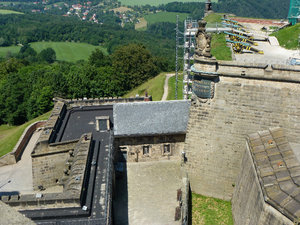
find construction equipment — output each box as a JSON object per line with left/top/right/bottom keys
{"left": 224, "top": 31, "right": 258, "bottom": 46}
{"left": 226, "top": 39, "right": 264, "bottom": 54}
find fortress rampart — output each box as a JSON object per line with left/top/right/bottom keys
{"left": 185, "top": 60, "right": 300, "bottom": 200}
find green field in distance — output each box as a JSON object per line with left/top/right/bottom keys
{"left": 120, "top": 0, "right": 217, "bottom": 6}
{"left": 0, "top": 42, "right": 107, "bottom": 62}
{"left": 145, "top": 12, "right": 190, "bottom": 25}
{"left": 0, "top": 9, "right": 23, "bottom": 14}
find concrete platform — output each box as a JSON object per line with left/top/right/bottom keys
{"left": 113, "top": 160, "right": 182, "bottom": 225}
{"left": 0, "top": 130, "right": 41, "bottom": 195}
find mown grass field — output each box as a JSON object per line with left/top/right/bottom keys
{"left": 0, "top": 9, "right": 23, "bottom": 14}
{"left": 192, "top": 192, "right": 233, "bottom": 225}
{"left": 272, "top": 23, "right": 300, "bottom": 49}
{"left": 0, "top": 42, "right": 107, "bottom": 62}
{"left": 0, "top": 45, "right": 21, "bottom": 58}
{"left": 167, "top": 73, "right": 183, "bottom": 100}
{"left": 0, "top": 111, "right": 51, "bottom": 157}
{"left": 204, "top": 13, "right": 223, "bottom": 23}
{"left": 123, "top": 73, "right": 166, "bottom": 101}
{"left": 120, "top": 0, "right": 217, "bottom": 6}
{"left": 145, "top": 12, "right": 189, "bottom": 25}
{"left": 211, "top": 33, "right": 232, "bottom": 61}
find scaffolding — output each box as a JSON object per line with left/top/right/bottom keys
{"left": 182, "top": 18, "right": 197, "bottom": 99}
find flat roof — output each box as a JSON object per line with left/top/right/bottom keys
{"left": 113, "top": 100, "right": 191, "bottom": 137}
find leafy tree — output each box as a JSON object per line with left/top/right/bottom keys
{"left": 88, "top": 49, "right": 111, "bottom": 67}
{"left": 38, "top": 48, "right": 56, "bottom": 63}
{"left": 112, "top": 44, "right": 159, "bottom": 88}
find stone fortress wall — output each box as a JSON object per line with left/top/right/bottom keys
{"left": 115, "top": 134, "right": 185, "bottom": 163}
{"left": 184, "top": 60, "right": 300, "bottom": 200}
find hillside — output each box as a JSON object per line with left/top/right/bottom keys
{"left": 272, "top": 24, "right": 300, "bottom": 49}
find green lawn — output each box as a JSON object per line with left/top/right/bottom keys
{"left": 204, "top": 13, "right": 223, "bottom": 23}
{"left": 272, "top": 23, "right": 300, "bottom": 49}
{"left": 211, "top": 33, "right": 232, "bottom": 61}
{"left": 145, "top": 12, "right": 189, "bottom": 25}
{"left": 167, "top": 73, "right": 183, "bottom": 100}
{"left": 0, "top": 9, "right": 23, "bottom": 14}
{"left": 0, "top": 45, "right": 21, "bottom": 58}
{"left": 30, "top": 42, "right": 107, "bottom": 62}
{"left": 192, "top": 192, "right": 233, "bottom": 225}
{"left": 0, "top": 42, "right": 107, "bottom": 62}
{"left": 123, "top": 73, "right": 166, "bottom": 101}
{"left": 120, "top": 0, "right": 217, "bottom": 6}
{"left": 0, "top": 111, "right": 51, "bottom": 157}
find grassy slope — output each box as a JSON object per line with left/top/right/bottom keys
{"left": 145, "top": 12, "right": 189, "bottom": 25}
{"left": 211, "top": 33, "right": 232, "bottom": 60}
{"left": 0, "top": 111, "right": 51, "bottom": 157}
{"left": 0, "top": 45, "right": 21, "bottom": 58}
{"left": 203, "top": 13, "right": 232, "bottom": 61}
{"left": 0, "top": 42, "right": 107, "bottom": 62}
{"left": 123, "top": 73, "right": 166, "bottom": 101}
{"left": 0, "top": 9, "right": 23, "bottom": 14}
{"left": 272, "top": 23, "right": 300, "bottom": 49}
{"left": 167, "top": 74, "right": 183, "bottom": 100}
{"left": 204, "top": 13, "right": 223, "bottom": 23}
{"left": 31, "top": 42, "right": 107, "bottom": 62}
{"left": 192, "top": 192, "right": 233, "bottom": 225}
{"left": 120, "top": 0, "right": 217, "bottom": 6}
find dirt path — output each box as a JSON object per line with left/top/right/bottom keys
{"left": 161, "top": 73, "right": 174, "bottom": 101}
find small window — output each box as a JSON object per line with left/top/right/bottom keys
{"left": 95, "top": 116, "right": 110, "bottom": 132}
{"left": 163, "top": 144, "right": 171, "bottom": 154}
{"left": 143, "top": 146, "right": 150, "bottom": 155}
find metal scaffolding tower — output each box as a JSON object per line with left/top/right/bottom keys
{"left": 175, "top": 17, "right": 199, "bottom": 99}
{"left": 182, "top": 18, "right": 198, "bottom": 99}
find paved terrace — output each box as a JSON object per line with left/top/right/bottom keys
{"left": 0, "top": 130, "right": 41, "bottom": 194}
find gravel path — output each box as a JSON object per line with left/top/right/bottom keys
{"left": 161, "top": 73, "right": 174, "bottom": 101}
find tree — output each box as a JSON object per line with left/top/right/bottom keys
{"left": 111, "top": 44, "right": 159, "bottom": 89}
{"left": 88, "top": 48, "right": 111, "bottom": 67}
{"left": 38, "top": 48, "right": 56, "bottom": 63}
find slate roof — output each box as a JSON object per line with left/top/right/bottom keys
{"left": 113, "top": 100, "right": 191, "bottom": 137}
{"left": 247, "top": 127, "right": 300, "bottom": 222}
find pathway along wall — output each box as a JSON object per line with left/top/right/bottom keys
{"left": 184, "top": 63, "right": 300, "bottom": 200}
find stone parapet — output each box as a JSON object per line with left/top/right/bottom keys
{"left": 54, "top": 96, "right": 152, "bottom": 109}
{"left": 0, "top": 121, "right": 46, "bottom": 167}
{"left": 191, "top": 59, "right": 300, "bottom": 83}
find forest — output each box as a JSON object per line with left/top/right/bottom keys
{"left": 0, "top": 44, "right": 162, "bottom": 126}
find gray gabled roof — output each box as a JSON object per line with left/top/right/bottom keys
{"left": 113, "top": 100, "right": 191, "bottom": 137}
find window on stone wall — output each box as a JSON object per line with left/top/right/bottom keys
{"left": 163, "top": 144, "right": 171, "bottom": 155}
{"left": 143, "top": 146, "right": 150, "bottom": 155}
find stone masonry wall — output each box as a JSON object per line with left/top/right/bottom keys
{"left": 32, "top": 152, "right": 69, "bottom": 190}
{"left": 115, "top": 134, "right": 185, "bottom": 163}
{"left": 232, "top": 143, "right": 293, "bottom": 225}
{"left": 184, "top": 76, "right": 300, "bottom": 200}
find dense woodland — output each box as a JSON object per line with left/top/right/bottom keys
{"left": 0, "top": 44, "right": 161, "bottom": 125}
{"left": 159, "top": 0, "right": 290, "bottom": 19}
